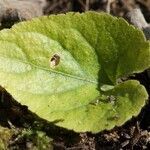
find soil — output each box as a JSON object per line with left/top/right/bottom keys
{"left": 0, "top": 0, "right": 150, "bottom": 150}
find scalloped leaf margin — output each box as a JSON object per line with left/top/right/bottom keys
{"left": 0, "top": 12, "right": 149, "bottom": 133}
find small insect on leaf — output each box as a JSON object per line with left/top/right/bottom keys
{"left": 50, "top": 54, "right": 60, "bottom": 68}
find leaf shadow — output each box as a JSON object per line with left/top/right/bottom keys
{"left": 0, "top": 89, "right": 79, "bottom": 140}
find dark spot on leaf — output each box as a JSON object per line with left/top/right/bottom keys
{"left": 90, "top": 99, "right": 100, "bottom": 106}
{"left": 50, "top": 54, "right": 60, "bottom": 68}
{"left": 52, "top": 119, "right": 64, "bottom": 123}
{"left": 107, "top": 115, "right": 120, "bottom": 121}
{"left": 107, "top": 95, "right": 116, "bottom": 105}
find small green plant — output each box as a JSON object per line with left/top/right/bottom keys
{"left": 0, "top": 126, "right": 13, "bottom": 150}
{"left": 15, "top": 129, "right": 53, "bottom": 150}
{"left": 0, "top": 12, "right": 150, "bottom": 133}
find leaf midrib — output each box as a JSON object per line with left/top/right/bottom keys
{"left": 0, "top": 55, "right": 98, "bottom": 84}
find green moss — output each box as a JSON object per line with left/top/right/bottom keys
{"left": 0, "top": 126, "right": 13, "bottom": 150}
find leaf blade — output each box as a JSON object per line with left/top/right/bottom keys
{"left": 0, "top": 12, "right": 149, "bottom": 132}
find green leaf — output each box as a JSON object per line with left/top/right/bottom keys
{"left": 0, "top": 12, "right": 149, "bottom": 133}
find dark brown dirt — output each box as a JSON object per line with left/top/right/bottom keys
{"left": 0, "top": 0, "right": 150, "bottom": 150}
